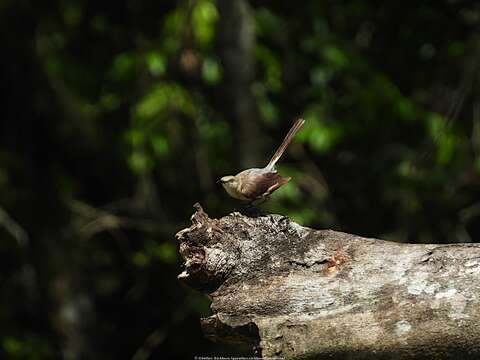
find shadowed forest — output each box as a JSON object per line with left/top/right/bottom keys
{"left": 1, "top": 0, "right": 480, "bottom": 358}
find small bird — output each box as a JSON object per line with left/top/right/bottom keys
{"left": 219, "top": 118, "right": 305, "bottom": 203}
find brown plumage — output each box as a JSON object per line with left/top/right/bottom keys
{"left": 238, "top": 170, "right": 291, "bottom": 200}
{"left": 219, "top": 118, "right": 304, "bottom": 202}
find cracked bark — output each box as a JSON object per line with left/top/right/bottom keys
{"left": 177, "top": 204, "right": 480, "bottom": 359}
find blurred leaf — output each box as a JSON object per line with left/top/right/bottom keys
{"left": 62, "top": 2, "right": 83, "bottom": 27}
{"left": 258, "top": 98, "right": 279, "bottom": 124}
{"left": 132, "top": 252, "right": 150, "bottom": 267}
{"left": 255, "top": 45, "right": 282, "bottom": 92}
{"left": 127, "top": 151, "right": 152, "bottom": 174}
{"left": 437, "top": 136, "right": 455, "bottom": 165}
{"left": 274, "top": 181, "right": 301, "bottom": 202}
{"left": 448, "top": 41, "right": 464, "bottom": 58}
{"left": 310, "top": 66, "right": 333, "bottom": 86}
{"left": 100, "top": 93, "right": 121, "bottom": 111}
{"left": 135, "top": 83, "right": 194, "bottom": 120}
{"left": 147, "top": 52, "right": 166, "bottom": 76}
{"left": 255, "top": 7, "right": 284, "bottom": 38}
{"left": 152, "top": 242, "right": 177, "bottom": 264}
{"left": 110, "top": 53, "right": 136, "bottom": 82}
{"left": 150, "top": 136, "right": 170, "bottom": 158}
{"left": 90, "top": 15, "right": 108, "bottom": 33}
{"left": 136, "top": 241, "right": 178, "bottom": 265}
{"left": 427, "top": 114, "right": 456, "bottom": 164}
{"left": 202, "top": 57, "right": 222, "bottom": 84}
{"left": 301, "top": 109, "right": 342, "bottom": 152}
{"left": 2, "top": 335, "right": 53, "bottom": 359}
{"left": 427, "top": 114, "right": 447, "bottom": 139}
{"left": 301, "top": 36, "right": 320, "bottom": 53}
{"left": 475, "top": 158, "right": 480, "bottom": 175}
{"left": 125, "top": 129, "right": 145, "bottom": 147}
{"left": 322, "top": 46, "right": 349, "bottom": 69}
{"left": 309, "top": 125, "right": 341, "bottom": 153}
{"left": 192, "top": 0, "right": 218, "bottom": 48}
{"left": 3, "top": 337, "right": 22, "bottom": 356}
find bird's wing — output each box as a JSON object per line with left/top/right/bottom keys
{"left": 239, "top": 170, "right": 290, "bottom": 199}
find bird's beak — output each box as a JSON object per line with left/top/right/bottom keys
{"left": 216, "top": 179, "right": 222, "bottom": 184}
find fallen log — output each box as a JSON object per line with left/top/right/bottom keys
{"left": 176, "top": 204, "right": 480, "bottom": 359}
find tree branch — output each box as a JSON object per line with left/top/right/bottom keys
{"left": 177, "top": 204, "right": 480, "bottom": 359}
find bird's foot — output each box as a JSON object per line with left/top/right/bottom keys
{"left": 238, "top": 203, "right": 265, "bottom": 218}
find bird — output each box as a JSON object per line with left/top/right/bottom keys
{"left": 219, "top": 118, "right": 305, "bottom": 203}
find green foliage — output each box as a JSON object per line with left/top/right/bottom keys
{"left": 301, "top": 108, "right": 342, "bottom": 153}
{"left": 192, "top": 0, "right": 218, "bottom": 48}
{"left": 255, "top": 45, "right": 282, "bottom": 92}
{"left": 135, "top": 83, "right": 195, "bottom": 120}
{"left": 147, "top": 52, "right": 167, "bottom": 77}
{"left": 133, "top": 241, "right": 177, "bottom": 267}
{"left": 1, "top": 0, "right": 480, "bottom": 358}
{"left": 3, "top": 335, "right": 53, "bottom": 359}
{"left": 202, "top": 57, "right": 222, "bottom": 84}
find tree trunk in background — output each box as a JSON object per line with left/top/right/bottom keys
{"left": 177, "top": 204, "right": 480, "bottom": 359}
{"left": 216, "top": 0, "right": 260, "bottom": 168}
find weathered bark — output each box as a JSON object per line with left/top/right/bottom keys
{"left": 177, "top": 204, "right": 480, "bottom": 359}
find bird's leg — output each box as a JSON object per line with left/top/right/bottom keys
{"left": 239, "top": 197, "right": 270, "bottom": 217}
{"left": 239, "top": 201, "right": 263, "bottom": 217}
{"left": 252, "top": 196, "right": 269, "bottom": 206}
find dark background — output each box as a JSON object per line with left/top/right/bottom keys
{"left": 1, "top": 0, "right": 480, "bottom": 358}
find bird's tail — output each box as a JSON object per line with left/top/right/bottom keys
{"left": 266, "top": 118, "right": 305, "bottom": 170}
